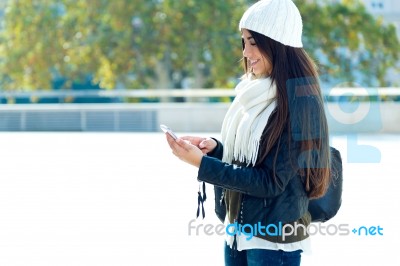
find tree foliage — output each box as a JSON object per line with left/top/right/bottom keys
{"left": 0, "top": 0, "right": 246, "bottom": 91}
{"left": 296, "top": 0, "right": 400, "bottom": 87}
{"left": 0, "top": 0, "right": 398, "bottom": 92}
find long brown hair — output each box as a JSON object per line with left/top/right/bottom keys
{"left": 243, "top": 30, "right": 331, "bottom": 199}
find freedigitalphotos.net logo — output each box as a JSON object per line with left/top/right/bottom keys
{"left": 188, "top": 219, "right": 383, "bottom": 240}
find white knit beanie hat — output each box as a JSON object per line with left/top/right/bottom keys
{"left": 239, "top": 0, "right": 303, "bottom": 48}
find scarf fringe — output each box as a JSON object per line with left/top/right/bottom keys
{"left": 222, "top": 76, "right": 277, "bottom": 166}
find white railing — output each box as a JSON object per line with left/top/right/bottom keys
{"left": 0, "top": 88, "right": 399, "bottom": 132}
{"left": 0, "top": 87, "right": 399, "bottom": 100}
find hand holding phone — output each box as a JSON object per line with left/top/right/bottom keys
{"left": 160, "top": 124, "right": 178, "bottom": 140}
{"left": 162, "top": 124, "right": 203, "bottom": 167}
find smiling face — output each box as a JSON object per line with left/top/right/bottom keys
{"left": 241, "top": 29, "right": 272, "bottom": 78}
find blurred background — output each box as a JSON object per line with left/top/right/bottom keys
{"left": 0, "top": 0, "right": 399, "bottom": 132}
{"left": 0, "top": 0, "right": 399, "bottom": 265}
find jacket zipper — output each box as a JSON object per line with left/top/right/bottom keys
{"left": 231, "top": 194, "right": 243, "bottom": 258}
{"left": 220, "top": 189, "right": 225, "bottom": 206}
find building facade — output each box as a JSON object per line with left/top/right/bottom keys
{"left": 363, "top": 0, "right": 400, "bottom": 38}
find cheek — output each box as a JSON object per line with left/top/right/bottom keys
{"left": 263, "top": 58, "right": 272, "bottom": 73}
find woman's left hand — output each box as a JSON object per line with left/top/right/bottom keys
{"left": 165, "top": 133, "right": 204, "bottom": 168}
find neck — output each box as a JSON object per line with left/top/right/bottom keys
{"left": 251, "top": 72, "right": 269, "bottom": 80}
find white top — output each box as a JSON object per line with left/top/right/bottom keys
{"left": 224, "top": 218, "right": 312, "bottom": 255}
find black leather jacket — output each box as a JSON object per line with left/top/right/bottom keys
{"left": 197, "top": 131, "right": 309, "bottom": 227}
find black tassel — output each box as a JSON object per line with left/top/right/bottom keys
{"left": 196, "top": 182, "right": 207, "bottom": 219}
{"left": 196, "top": 191, "right": 201, "bottom": 218}
{"left": 202, "top": 181, "right": 207, "bottom": 202}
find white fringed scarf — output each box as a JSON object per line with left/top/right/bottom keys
{"left": 221, "top": 75, "right": 277, "bottom": 166}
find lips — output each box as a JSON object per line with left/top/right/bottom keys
{"left": 249, "top": 59, "right": 260, "bottom": 66}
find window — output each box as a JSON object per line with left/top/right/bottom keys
{"left": 371, "top": 1, "right": 384, "bottom": 9}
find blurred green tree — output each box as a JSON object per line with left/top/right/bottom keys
{"left": 0, "top": 0, "right": 398, "bottom": 93}
{"left": 296, "top": 0, "right": 400, "bottom": 87}
{"left": 0, "top": 0, "right": 245, "bottom": 91}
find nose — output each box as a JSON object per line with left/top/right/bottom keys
{"left": 243, "top": 47, "right": 248, "bottom": 58}
{"left": 243, "top": 44, "right": 252, "bottom": 58}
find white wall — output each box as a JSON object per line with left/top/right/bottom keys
{"left": 158, "top": 102, "right": 400, "bottom": 133}
{"left": 0, "top": 102, "right": 399, "bottom": 133}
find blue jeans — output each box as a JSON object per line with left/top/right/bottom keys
{"left": 224, "top": 243, "right": 302, "bottom": 266}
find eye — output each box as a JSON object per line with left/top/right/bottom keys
{"left": 242, "top": 38, "right": 257, "bottom": 49}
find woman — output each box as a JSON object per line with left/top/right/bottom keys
{"left": 166, "top": 0, "right": 331, "bottom": 265}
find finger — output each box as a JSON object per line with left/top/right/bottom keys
{"left": 199, "top": 139, "right": 208, "bottom": 148}
{"left": 199, "top": 138, "right": 216, "bottom": 153}
{"left": 167, "top": 139, "right": 186, "bottom": 160}
{"left": 180, "top": 136, "right": 203, "bottom": 145}
{"left": 166, "top": 134, "right": 182, "bottom": 152}
{"left": 198, "top": 140, "right": 208, "bottom": 154}
{"left": 180, "top": 136, "right": 194, "bottom": 141}
{"left": 199, "top": 138, "right": 214, "bottom": 148}
{"left": 176, "top": 138, "right": 191, "bottom": 150}
{"left": 167, "top": 134, "right": 191, "bottom": 151}
{"left": 165, "top": 133, "right": 176, "bottom": 147}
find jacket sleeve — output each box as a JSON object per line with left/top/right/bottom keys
{"left": 197, "top": 134, "right": 300, "bottom": 198}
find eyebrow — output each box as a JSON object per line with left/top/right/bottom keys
{"left": 241, "top": 36, "right": 254, "bottom": 40}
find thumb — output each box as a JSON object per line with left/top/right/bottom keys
{"left": 199, "top": 139, "right": 213, "bottom": 149}
{"left": 199, "top": 139, "right": 210, "bottom": 148}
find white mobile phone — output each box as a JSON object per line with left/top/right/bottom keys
{"left": 160, "top": 124, "right": 178, "bottom": 140}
